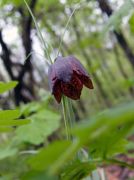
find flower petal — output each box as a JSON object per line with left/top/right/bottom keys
{"left": 81, "top": 75, "right": 94, "bottom": 89}
{"left": 66, "top": 56, "right": 94, "bottom": 89}
{"left": 54, "top": 56, "right": 73, "bottom": 83}
{"left": 67, "top": 56, "right": 89, "bottom": 77}
{"left": 71, "top": 72, "right": 83, "bottom": 90}
{"left": 61, "top": 83, "right": 82, "bottom": 100}
{"left": 53, "top": 81, "right": 62, "bottom": 103}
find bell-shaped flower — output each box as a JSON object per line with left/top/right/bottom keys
{"left": 48, "top": 56, "right": 93, "bottom": 103}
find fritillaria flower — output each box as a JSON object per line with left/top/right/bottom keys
{"left": 48, "top": 56, "right": 93, "bottom": 103}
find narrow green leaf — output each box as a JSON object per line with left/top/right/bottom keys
{"left": 28, "top": 140, "right": 72, "bottom": 171}
{"left": 62, "top": 160, "right": 96, "bottom": 180}
{"left": 0, "top": 127, "right": 13, "bottom": 132}
{"left": 0, "top": 119, "right": 31, "bottom": 126}
{"left": 0, "top": 110, "right": 20, "bottom": 121}
{"left": 72, "top": 102, "right": 134, "bottom": 146}
{"left": 0, "top": 81, "right": 18, "bottom": 94}
{"left": 129, "top": 13, "right": 134, "bottom": 34}
{"left": 23, "top": 0, "right": 52, "bottom": 63}
{"left": 21, "top": 171, "right": 58, "bottom": 180}
{"left": 28, "top": 139, "right": 79, "bottom": 176}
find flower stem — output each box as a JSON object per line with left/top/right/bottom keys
{"left": 62, "top": 96, "right": 71, "bottom": 140}
{"left": 67, "top": 98, "right": 75, "bottom": 128}
{"left": 62, "top": 96, "right": 75, "bottom": 140}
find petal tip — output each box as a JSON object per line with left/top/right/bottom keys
{"left": 53, "top": 93, "right": 62, "bottom": 103}
{"left": 82, "top": 76, "right": 94, "bottom": 89}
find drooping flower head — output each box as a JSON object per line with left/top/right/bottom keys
{"left": 48, "top": 56, "right": 93, "bottom": 103}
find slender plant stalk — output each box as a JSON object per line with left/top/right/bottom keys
{"left": 23, "top": 51, "right": 49, "bottom": 65}
{"left": 62, "top": 96, "right": 71, "bottom": 140}
{"left": 24, "top": 0, "right": 53, "bottom": 64}
{"left": 67, "top": 98, "right": 75, "bottom": 128}
{"left": 56, "top": 5, "right": 79, "bottom": 57}
{"left": 56, "top": 0, "right": 87, "bottom": 57}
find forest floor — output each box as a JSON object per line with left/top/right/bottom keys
{"left": 105, "top": 155, "right": 134, "bottom": 180}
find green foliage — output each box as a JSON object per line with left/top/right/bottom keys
{"left": 15, "top": 108, "right": 61, "bottom": 145}
{"left": 28, "top": 140, "right": 72, "bottom": 171}
{"left": 0, "top": 109, "right": 20, "bottom": 120}
{"left": 61, "top": 160, "right": 96, "bottom": 180}
{"left": 102, "top": 0, "right": 134, "bottom": 34}
{"left": 0, "top": 118, "right": 30, "bottom": 126}
{"left": 0, "top": 80, "right": 134, "bottom": 178}
{"left": 0, "top": 81, "right": 30, "bottom": 164}
{"left": 38, "top": 0, "right": 60, "bottom": 11}
{"left": 0, "top": 81, "right": 18, "bottom": 94}
{"left": 21, "top": 102, "right": 134, "bottom": 179}
{"left": 129, "top": 13, "right": 134, "bottom": 35}
{"left": 0, "top": 143, "right": 18, "bottom": 160}
{"left": 0, "top": 0, "right": 20, "bottom": 7}
{"left": 21, "top": 171, "right": 57, "bottom": 180}
{"left": 0, "top": 80, "right": 134, "bottom": 179}
{"left": 122, "top": 78, "right": 134, "bottom": 89}
{"left": 0, "top": 110, "right": 30, "bottom": 128}
{"left": 72, "top": 102, "right": 134, "bottom": 144}
{"left": 77, "top": 33, "right": 101, "bottom": 49}
{"left": 0, "top": 82, "right": 31, "bottom": 132}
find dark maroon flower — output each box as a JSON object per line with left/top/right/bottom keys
{"left": 48, "top": 56, "right": 93, "bottom": 103}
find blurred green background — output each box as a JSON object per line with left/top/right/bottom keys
{"left": 0, "top": 0, "right": 134, "bottom": 179}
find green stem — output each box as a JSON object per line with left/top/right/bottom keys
{"left": 24, "top": 0, "right": 53, "bottom": 64}
{"left": 105, "top": 158, "right": 134, "bottom": 169}
{"left": 62, "top": 96, "right": 71, "bottom": 140}
{"left": 88, "top": 158, "right": 134, "bottom": 169}
{"left": 67, "top": 98, "right": 75, "bottom": 128}
{"left": 56, "top": 6, "right": 79, "bottom": 57}
{"left": 62, "top": 96, "right": 76, "bottom": 140}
